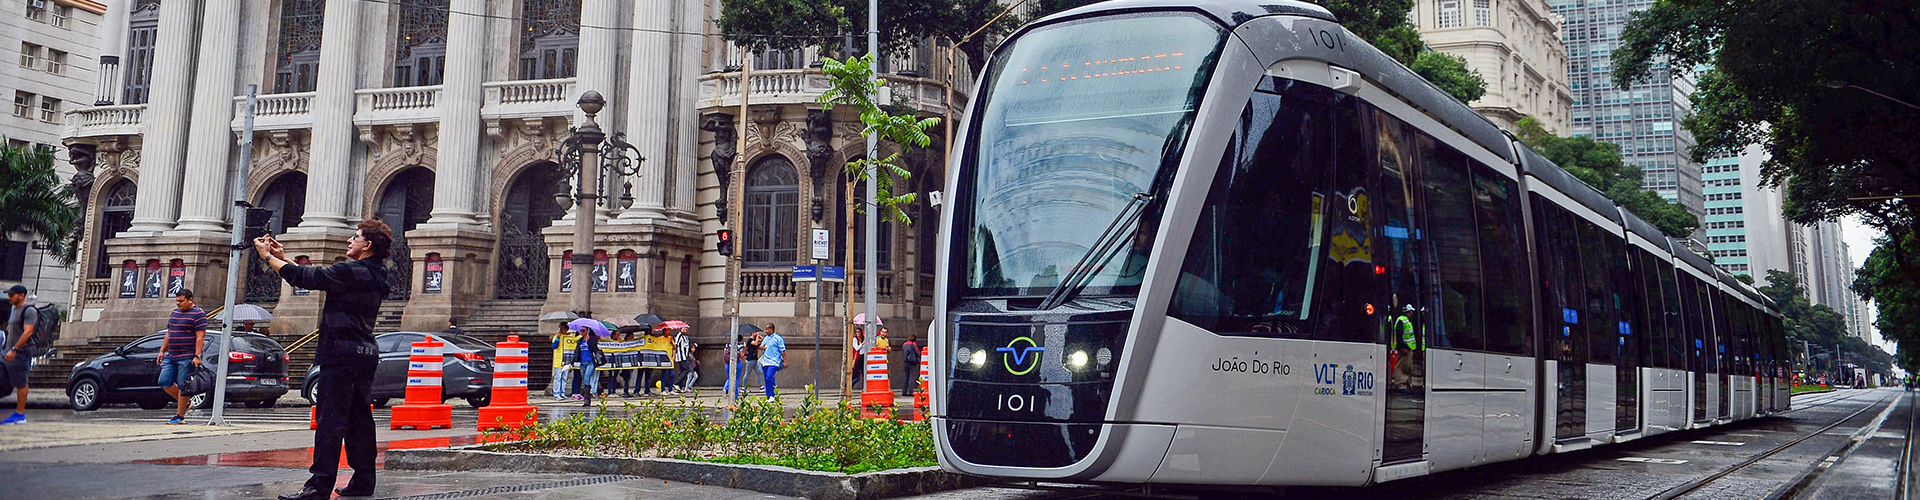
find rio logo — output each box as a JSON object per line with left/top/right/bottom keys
{"left": 1341, "top": 364, "right": 1375, "bottom": 396}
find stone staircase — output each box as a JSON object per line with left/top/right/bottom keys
{"left": 459, "top": 299, "right": 551, "bottom": 389}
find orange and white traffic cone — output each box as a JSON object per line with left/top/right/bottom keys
{"left": 859, "top": 346, "right": 894, "bottom": 418}
{"left": 913, "top": 346, "right": 930, "bottom": 421}
{"left": 478, "top": 335, "right": 538, "bottom": 431}
{"left": 390, "top": 338, "right": 453, "bottom": 430}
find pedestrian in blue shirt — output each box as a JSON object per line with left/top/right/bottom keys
{"left": 577, "top": 329, "right": 601, "bottom": 407}
{"left": 757, "top": 324, "right": 786, "bottom": 399}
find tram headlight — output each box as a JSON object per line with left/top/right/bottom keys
{"left": 968, "top": 347, "right": 987, "bottom": 368}
{"left": 1096, "top": 347, "right": 1112, "bottom": 366}
{"left": 1068, "top": 350, "right": 1089, "bottom": 370}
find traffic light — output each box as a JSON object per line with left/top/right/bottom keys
{"left": 243, "top": 207, "right": 274, "bottom": 240}
{"left": 716, "top": 229, "right": 733, "bottom": 256}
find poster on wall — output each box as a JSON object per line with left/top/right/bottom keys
{"left": 591, "top": 251, "right": 609, "bottom": 292}
{"left": 616, "top": 255, "right": 637, "bottom": 292}
{"left": 143, "top": 260, "right": 163, "bottom": 298}
{"left": 560, "top": 251, "right": 573, "bottom": 293}
{"left": 166, "top": 260, "right": 185, "bottom": 297}
{"left": 119, "top": 261, "right": 137, "bottom": 298}
{"left": 292, "top": 256, "right": 312, "bottom": 296}
{"left": 423, "top": 255, "right": 444, "bottom": 294}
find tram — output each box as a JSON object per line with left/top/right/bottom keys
{"left": 928, "top": 0, "right": 1790, "bottom": 487}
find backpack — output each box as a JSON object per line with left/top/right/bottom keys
{"left": 31, "top": 303, "right": 58, "bottom": 353}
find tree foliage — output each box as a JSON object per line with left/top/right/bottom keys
{"left": 1409, "top": 50, "right": 1487, "bottom": 103}
{"left": 818, "top": 54, "right": 942, "bottom": 225}
{"left": 1854, "top": 234, "right": 1920, "bottom": 374}
{"left": 1759, "top": 269, "right": 1896, "bottom": 375}
{"left": 1614, "top": 0, "right": 1920, "bottom": 281}
{"left": 0, "top": 144, "right": 80, "bottom": 265}
{"left": 1514, "top": 117, "right": 1700, "bottom": 237}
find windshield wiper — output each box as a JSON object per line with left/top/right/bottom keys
{"left": 1036, "top": 192, "right": 1154, "bottom": 310}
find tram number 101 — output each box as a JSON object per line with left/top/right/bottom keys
{"left": 997, "top": 393, "right": 1042, "bottom": 413}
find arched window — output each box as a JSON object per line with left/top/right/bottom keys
{"left": 274, "top": 0, "right": 325, "bottom": 93}
{"left": 122, "top": 0, "right": 160, "bottom": 104}
{"left": 744, "top": 156, "right": 799, "bottom": 266}
{"left": 93, "top": 181, "right": 137, "bottom": 278}
{"left": 394, "top": 0, "right": 449, "bottom": 87}
{"left": 518, "top": 0, "right": 580, "bottom": 79}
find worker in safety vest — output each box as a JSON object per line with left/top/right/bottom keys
{"left": 1388, "top": 303, "right": 1420, "bottom": 388}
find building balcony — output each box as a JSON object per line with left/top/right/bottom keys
{"left": 63, "top": 104, "right": 144, "bottom": 138}
{"left": 697, "top": 69, "right": 964, "bottom": 117}
{"left": 481, "top": 77, "right": 577, "bottom": 121}
{"left": 355, "top": 85, "right": 442, "bottom": 126}
{"left": 230, "top": 92, "right": 315, "bottom": 132}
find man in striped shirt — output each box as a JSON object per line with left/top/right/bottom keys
{"left": 672, "top": 328, "right": 695, "bottom": 392}
{"left": 159, "top": 289, "right": 207, "bottom": 425}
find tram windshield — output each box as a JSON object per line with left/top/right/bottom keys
{"left": 958, "top": 12, "right": 1227, "bottom": 297}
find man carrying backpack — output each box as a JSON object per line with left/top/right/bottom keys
{"left": 3, "top": 285, "right": 38, "bottom": 425}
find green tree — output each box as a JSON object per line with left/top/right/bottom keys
{"left": 0, "top": 144, "right": 80, "bottom": 264}
{"left": 1855, "top": 234, "right": 1920, "bottom": 373}
{"left": 1513, "top": 117, "right": 1700, "bottom": 237}
{"left": 1614, "top": 0, "right": 1920, "bottom": 280}
{"left": 818, "top": 54, "right": 941, "bottom": 224}
{"left": 1409, "top": 50, "right": 1486, "bottom": 103}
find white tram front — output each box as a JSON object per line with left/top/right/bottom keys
{"left": 929, "top": 0, "right": 1789, "bottom": 487}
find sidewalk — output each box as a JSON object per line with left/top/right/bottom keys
{"left": 528, "top": 386, "right": 923, "bottom": 410}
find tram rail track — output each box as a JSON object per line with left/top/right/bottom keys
{"left": 1649, "top": 390, "right": 1896, "bottom": 500}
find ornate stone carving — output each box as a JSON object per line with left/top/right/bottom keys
{"left": 804, "top": 110, "right": 834, "bottom": 183}
{"left": 700, "top": 113, "right": 737, "bottom": 224}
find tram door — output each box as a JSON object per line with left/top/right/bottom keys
{"left": 1535, "top": 205, "right": 1587, "bottom": 441}
{"left": 1376, "top": 112, "right": 1426, "bottom": 465}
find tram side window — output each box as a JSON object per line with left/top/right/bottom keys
{"left": 1677, "top": 275, "right": 1701, "bottom": 370}
{"left": 1711, "top": 289, "right": 1731, "bottom": 374}
{"left": 1699, "top": 282, "right": 1718, "bottom": 373}
{"left": 1605, "top": 235, "right": 1634, "bottom": 368}
{"left": 1420, "top": 139, "right": 1484, "bottom": 352}
{"left": 1168, "top": 81, "right": 1335, "bottom": 339}
{"left": 1576, "top": 220, "right": 1614, "bottom": 365}
{"left": 1536, "top": 202, "right": 1586, "bottom": 365}
{"left": 1473, "top": 165, "right": 1531, "bottom": 356}
{"left": 1659, "top": 259, "right": 1685, "bottom": 368}
{"left": 1635, "top": 249, "right": 1669, "bottom": 369}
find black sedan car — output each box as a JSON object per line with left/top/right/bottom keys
{"left": 67, "top": 330, "right": 291, "bottom": 411}
{"left": 302, "top": 331, "right": 496, "bottom": 408}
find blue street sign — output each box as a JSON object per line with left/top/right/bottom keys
{"left": 821, "top": 266, "right": 846, "bottom": 282}
{"left": 793, "top": 265, "right": 818, "bottom": 282}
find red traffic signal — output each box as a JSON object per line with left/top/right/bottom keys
{"left": 716, "top": 229, "right": 733, "bottom": 256}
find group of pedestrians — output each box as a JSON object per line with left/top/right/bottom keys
{"left": 725, "top": 325, "right": 788, "bottom": 399}
{"left": 550, "top": 323, "right": 698, "bottom": 407}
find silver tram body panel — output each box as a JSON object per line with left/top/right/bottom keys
{"left": 931, "top": 0, "right": 1790, "bottom": 487}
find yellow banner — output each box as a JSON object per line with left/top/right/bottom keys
{"left": 554, "top": 336, "right": 676, "bottom": 370}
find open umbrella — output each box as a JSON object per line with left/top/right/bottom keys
{"left": 733, "top": 323, "right": 762, "bottom": 336}
{"left": 853, "top": 313, "right": 883, "bottom": 326}
{"left": 631, "top": 313, "right": 667, "bottom": 328}
{"left": 539, "top": 310, "right": 580, "bottom": 323}
{"left": 604, "top": 316, "right": 640, "bottom": 328}
{"left": 215, "top": 304, "right": 274, "bottom": 322}
{"left": 656, "top": 320, "right": 690, "bottom": 331}
{"left": 566, "top": 318, "right": 612, "bottom": 338}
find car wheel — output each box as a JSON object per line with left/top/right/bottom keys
{"left": 303, "top": 379, "right": 319, "bottom": 406}
{"left": 465, "top": 396, "right": 490, "bottom": 408}
{"left": 244, "top": 399, "right": 274, "bottom": 409}
{"left": 189, "top": 392, "right": 210, "bottom": 409}
{"left": 136, "top": 400, "right": 167, "bottom": 410}
{"left": 68, "top": 378, "right": 103, "bottom": 412}
{"left": 372, "top": 398, "right": 390, "bottom": 408}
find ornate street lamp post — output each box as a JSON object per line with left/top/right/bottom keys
{"left": 554, "top": 91, "right": 643, "bottom": 317}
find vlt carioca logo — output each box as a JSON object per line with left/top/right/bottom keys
{"left": 997, "top": 337, "right": 1046, "bottom": 375}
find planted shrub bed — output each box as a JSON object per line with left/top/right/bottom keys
{"left": 481, "top": 393, "right": 937, "bottom": 474}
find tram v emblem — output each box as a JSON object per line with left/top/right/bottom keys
{"left": 1314, "top": 363, "right": 1375, "bottom": 396}
{"left": 998, "top": 337, "right": 1046, "bottom": 376}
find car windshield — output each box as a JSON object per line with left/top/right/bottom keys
{"left": 956, "top": 12, "right": 1227, "bottom": 297}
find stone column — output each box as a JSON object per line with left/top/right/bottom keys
{"left": 173, "top": 0, "right": 243, "bottom": 234}
{"left": 616, "top": 0, "right": 672, "bottom": 222}
{"left": 558, "top": 0, "right": 621, "bottom": 223}
{"left": 94, "top": 0, "right": 130, "bottom": 105}
{"left": 126, "top": 0, "right": 200, "bottom": 234}
{"left": 295, "top": 0, "right": 362, "bottom": 232}
{"left": 424, "top": 0, "right": 487, "bottom": 229}
{"left": 670, "top": 0, "right": 704, "bottom": 217}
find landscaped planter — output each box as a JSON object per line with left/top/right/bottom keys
{"left": 387, "top": 442, "right": 992, "bottom": 500}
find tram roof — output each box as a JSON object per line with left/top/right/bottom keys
{"left": 1040, "top": 0, "right": 1518, "bottom": 165}
{"left": 1517, "top": 147, "right": 1622, "bottom": 224}
{"left": 1621, "top": 209, "right": 1668, "bottom": 248}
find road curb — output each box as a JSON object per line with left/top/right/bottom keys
{"left": 386, "top": 443, "right": 992, "bottom": 500}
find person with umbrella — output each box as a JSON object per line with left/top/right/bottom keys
{"left": 566, "top": 318, "right": 609, "bottom": 407}
{"left": 659, "top": 320, "right": 693, "bottom": 392}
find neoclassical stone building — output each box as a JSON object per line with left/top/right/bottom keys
{"left": 1411, "top": 0, "right": 1573, "bottom": 135}
{"left": 60, "top": 0, "right": 961, "bottom": 383}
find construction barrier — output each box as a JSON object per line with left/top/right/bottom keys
{"left": 478, "top": 335, "right": 538, "bottom": 431}
{"left": 390, "top": 338, "right": 453, "bottom": 430}
{"left": 858, "top": 346, "right": 893, "bottom": 417}
{"left": 913, "top": 346, "right": 930, "bottom": 421}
